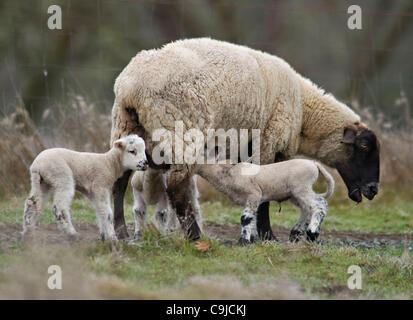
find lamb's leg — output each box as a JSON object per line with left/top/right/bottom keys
{"left": 52, "top": 185, "right": 77, "bottom": 238}
{"left": 306, "top": 196, "right": 327, "bottom": 242}
{"left": 132, "top": 190, "right": 147, "bottom": 239}
{"left": 167, "top": 174, "right": 201, "bottom": 241}
{"left": 256, "top": 202, "right": 277, "bottom": 241}
{"left": 289, "top": 196, "right": 311, "bottom": 243}
{"left": 112, "top": 170, "right": 132, "bottom": 239}
{"left": 153, "top": 200, "right": 168, "bottom": 234}
{"left": 239, "top": 200, "right": 260, "bottom": 245}
{"left": 91, "top": 191, "right": 117, "bottom": 242}
{"left": 22, "top": 175, "right": 50, "bottom": 237}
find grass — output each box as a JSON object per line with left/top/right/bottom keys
{"left": 0, "top": 187, "right": 412, "bottom": 299}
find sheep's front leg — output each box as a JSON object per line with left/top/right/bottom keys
{"left": 112, "top": 170, "right": 132, "bottom": 239}
{"left": 239, "top": 200, "right": 259, "bottom": 245}
{"left": 256, "top": 202, "right": 277, "bottom": 241}
{"left": 91, "top": 190, "right": 118, "bottom": 242}
{"left": 306, "top": 197, "right": 327, "bottom": 242}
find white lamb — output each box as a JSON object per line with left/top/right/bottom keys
{"left": 195, "top": 159, "right": 335, "bottom": 244}
{"left": 130, "top": 170, "right": 200, "bottom": 239}
{"left": 22, "top": 134, "right": 148, "bottom": 241}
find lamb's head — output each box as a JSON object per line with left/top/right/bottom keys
{"left": 333, "top": 123, "right": 380, "bottom": 203}
{"left": 114, "top": 135, "right": 148, "bottom": 171}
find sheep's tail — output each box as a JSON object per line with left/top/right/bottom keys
{"left": 315, "top": 162, "right": 335, "bottom": 199}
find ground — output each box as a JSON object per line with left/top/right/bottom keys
{"left": 0, "top": 185, "right": 412, "bottom": 299}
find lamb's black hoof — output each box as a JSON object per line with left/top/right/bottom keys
{"left": 289, "top": 229, "right": 304, "bottom": 243}
{"left": 306, "top": 230, "right": 320, "bottom": 242}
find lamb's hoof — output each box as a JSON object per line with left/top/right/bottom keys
{"left": 69, "top": 233, "right": 81, "bottom": 242}
{"left": 306, "top": 230, "right": 320, "bottom": 242}
{"left": 115, "top": 225, "right": 129, "bottom": 239}
{"left": 133, "top": 231, "right": 142, "bottom": 240}
{"left": 289, "top": 229, "right": 304, "bottom": 243}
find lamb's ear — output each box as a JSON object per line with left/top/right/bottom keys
{"left": 342, "top": 126, "right": 357, "bottom": 144}
{"left": 114, "top": 139, "right": 124, "bottom": 149}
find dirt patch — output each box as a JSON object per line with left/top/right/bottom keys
{"left": 1, "top": 221, "right": 413, "bottom": 250}
{"left": 204, "top": 222, "right": 413, "bottom": 250}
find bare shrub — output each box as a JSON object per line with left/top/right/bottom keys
{"left": 0, "top": 96, "right": 111, "bottom": 197}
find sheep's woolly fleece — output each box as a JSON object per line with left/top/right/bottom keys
{"left": 111, "top": 38, "right": 360, "bottom": 182}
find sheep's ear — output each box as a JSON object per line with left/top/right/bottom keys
{"left": 342, "top": 126, "right": 357, "bottom": 144}
{"left": 114, "top": 139, "right": 124, "bottom": 149}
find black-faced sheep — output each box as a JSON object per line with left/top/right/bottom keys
{"left": 110, "top": 38, "right": 380, "bottom": 241}
{"left": 22, "top": 134, "right": 148, "bottom": 241}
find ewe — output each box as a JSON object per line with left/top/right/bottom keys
{"left": 110, "top": 37, "right": 380, "bottom": 241}
{"left": 196, "top": 159, "right": 335, "bottom": 244}
{"left": 22, "top": 135, "right": 148, "bottom": 241}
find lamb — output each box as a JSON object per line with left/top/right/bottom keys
{"left": 130, "top": 169, "right": 200, "bottom": 239}
{"left": 22, "top": 134, "right": 148, "bottom": 241}
{"left": 110, "top": 37, "right": 380, "bottom": 241}
{"left": 196, "top": 159, "right": 335, "bottom": 244}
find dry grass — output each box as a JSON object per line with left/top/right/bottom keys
{"left": 0, "top": 96, "right": 111, "bottom": 198}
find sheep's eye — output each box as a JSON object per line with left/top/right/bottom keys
{"left": 129, "top": 150, "right": 136, "bottom": 155}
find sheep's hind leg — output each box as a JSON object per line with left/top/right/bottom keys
{"left": 306, "top": 196, "right": 327, "bottom": 242}
{"left": 239, "top": 200, "right": 260, "bottom": 245}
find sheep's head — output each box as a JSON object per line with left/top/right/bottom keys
{"left": 335, "top": 123, "right": 380, "bottom": 203}
{"left": 114, "top": 135, "right": 148, "bottom": 171}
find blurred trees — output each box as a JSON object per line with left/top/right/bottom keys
{"left": 0, "top": 0, "right": 412, "bottom": 126}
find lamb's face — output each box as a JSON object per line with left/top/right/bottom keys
{"left": 114, "top": 135, "right": 148, "bottom": 171}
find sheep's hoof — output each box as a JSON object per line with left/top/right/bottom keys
{"left": 289, "top": 229, "right": 304, "bottom": 243}
{"left": 238, "top": 236, "right": 254, "bottom": 246}
{"left": 186, "top": 223, "right": 201, "bottom": 241}
{"left": 115, "top": 225, "right": 129, "bottom": 239}
{"left": 258, "top": 229, "right": 278, "bottom": 242}
{"left": 306, "top": 230, "right": 320, "bottom": 242}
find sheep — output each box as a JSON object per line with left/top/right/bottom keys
{"left": 196, "top": 159, "right": 334, "bottom": 244}
{"left": 22, "top": 134, "right": 148, "bottom": 241}
{"left": 110, "top": 37, "right": 380, "bottom": 241}
{"left": 130, "top": 169, "right": 200, "bottom": 239}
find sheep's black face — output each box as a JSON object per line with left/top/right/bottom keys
{"left": 336, "top": 128, "right": 380, "bottom": 203}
